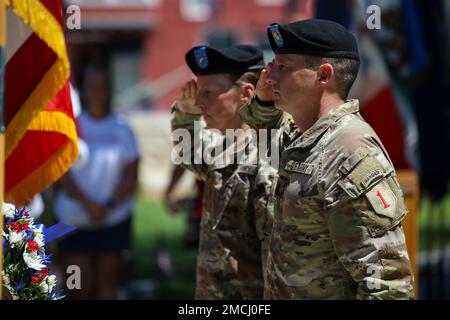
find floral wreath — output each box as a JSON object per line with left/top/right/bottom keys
{"left": 2, "top": 203, "right": 74, "bottom": 300}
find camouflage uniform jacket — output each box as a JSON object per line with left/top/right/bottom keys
{"left": 171, "top": 104, "right": 276, "bottom": 299}
{"left": 239, "top": 98, "right": 414, "bottom": 299}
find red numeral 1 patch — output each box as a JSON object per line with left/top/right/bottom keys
{"left": 366, "top": 180, "right": 397, "bottom": 218}
{"left": 376, "top": 191, "right": 390, "bottom": 209}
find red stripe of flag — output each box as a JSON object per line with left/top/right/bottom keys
{"left": 4, "top": 33, "right": 56, "bottom": 125}
{"left": 45, "top": 81, "right": 74, "bottom": 118}
{"left": 5, "top": 131, "right": 67, "bottom": 192}
{"left": 5, "top": 81, "right": 75, "bottom": 193}
{"left": 40, "top": 0, "right": 64, "bottom": 26}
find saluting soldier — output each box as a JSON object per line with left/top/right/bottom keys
{"left": 171, "top": 45, "right": 277, "bottom": 299}
{"left": 240, "top": 19, "right": 414, "bottom": 299}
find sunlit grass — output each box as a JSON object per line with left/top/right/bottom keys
{"left": 131, "top": 198, "right": 197, "bottom": 299}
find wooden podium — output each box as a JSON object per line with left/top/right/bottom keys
{"left": 396, "top": 170, "right": 419, "bottom": 298}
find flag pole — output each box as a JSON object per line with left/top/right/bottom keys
{"left": 0, "top": 0, "right": 6, "bottom": 301}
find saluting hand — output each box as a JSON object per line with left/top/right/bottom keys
{"left": 176, "top": 80, "right": 202, "bottom": 114}
{"left": 256, "top": 63, "right": 275, "bottom": 102}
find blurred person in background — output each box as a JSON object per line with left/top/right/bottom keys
{"left": 164, "top": 165, "right": 204, "bottom": 248}
{"left": 54, "top": 66, "right": 140, "bottom": 299}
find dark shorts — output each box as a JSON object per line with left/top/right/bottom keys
{"left": 57, "top": 216, "right": 132, "bottom": 253}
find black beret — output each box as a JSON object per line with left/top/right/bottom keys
{"left": 185, "top": 45, "right": 265, "bottom": 75}
{"left": 267, "top": 19, "right": 359, "bottom": 61}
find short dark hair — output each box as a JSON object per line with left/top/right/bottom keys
{"left": 227, "top": 71, "right": 260, "bottom": 89}
{"left": 303, "top": 56, "right": 359, "bottom": 99}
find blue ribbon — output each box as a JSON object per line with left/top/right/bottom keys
{"left": 36, "top": 223, "right": 76, "bottom": 243}
{"left": 2, "top": 223, "right": 76, "bottom": 252}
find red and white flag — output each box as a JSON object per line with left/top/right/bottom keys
{"left": 4, "top": 0, "right": 78, "bottom": 206}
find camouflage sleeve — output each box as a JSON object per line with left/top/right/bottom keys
{"left": 239, "top": 95, "right": 290, "bottom": 130}
{"left": 252, "top": 165, "right": 278, "bottom": 270}
{"left": 324, "top": 147, "right": 415, "bottom": 300}
{"left": 170, "top": 103, "right": 211, "bottom": 181}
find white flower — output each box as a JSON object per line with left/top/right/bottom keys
{"left": 2, "top": 271, "right": 10, "bottom": 286}
{"left": 39, "top": 281, "right": 49, "bottom": 294}
{"left": 34, "top": 224, "right": 44, "bottom": 234}
{"left": 34, "top": 232, "right": 45, "bottom": 247}
{"left": 46, "top": 275, "right": 56, "bottom": 287}
{"left": 2, "top": 203, "right": 16, "bottom": 219}
{"left": 46, "top": 275, "right": 56, "bottom": 293}
{"left": 23, "top": 251, "right": 46, "bottom": 270}
{"left": 9, "top": 231, "right": 24, "bottom": 245}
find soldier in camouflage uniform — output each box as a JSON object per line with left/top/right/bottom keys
{"left": 239, "top": 19, "right": 414, "bottom": 299}
{"left": 171, "top": 45, "right": 277, "bottom": 299}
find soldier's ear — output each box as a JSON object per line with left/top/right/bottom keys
{"left": 317, "top": 63, "right": 333, "bottom": 84}
{"left": 240, "top": 83, "right": 255, "bottom": 104}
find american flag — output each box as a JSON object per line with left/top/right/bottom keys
{"left": 3, "top": 0, "right": 78, "bottom": 206}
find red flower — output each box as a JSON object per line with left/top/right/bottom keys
{"left": 39, "top": 269, "right": 48, "bottom": 280}
{"left": 31, "top": 276, "right": 40, "bottom": 284}
{"left": 9, "top": 222, "right": 22, "bottom": 232}
{"left": 8, "top": 220, "right": 30, "bottom": 232}
{"left": 27, "top": 240, "right": 39, "bottom": 252}
{"left": 20, "top": 221, "right": 29, "bottom": 230}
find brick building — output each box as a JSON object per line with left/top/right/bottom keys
{"left": 64, "top": 0, "right": 313, "bottom": 111}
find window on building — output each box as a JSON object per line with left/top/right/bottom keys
{"left": 204, "top": 29, "right": 238, "bottom": 48}
{"left": 65, "top": 0, "right": 160, "bottom": 7}
{"left": 180, "top": 0, "right": 213, "bottom": 22}
{"left": 255, "top": 31, "right": 274, "bottom": 64}
{"left": 254, "top": 0, "right": 287, "bottom": 6}
{"left": 111, "top": 48, "right": 143, "bottom": 110}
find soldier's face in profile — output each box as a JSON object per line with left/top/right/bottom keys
{"left": 195, "top": 74, "right": 242, "bottom": 132}
{"left": 266, "top": 54, "right": 317, "bottom": 116}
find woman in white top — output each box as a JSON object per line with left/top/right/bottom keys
{"left": 54, "top": 67, "right": 139, "bottom": 300}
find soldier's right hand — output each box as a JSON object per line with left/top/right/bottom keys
{"left": 256, "top": 63, "right": 275, "bottom": 103}
{"left": 176, "top": 80, "right": 202, "bottom": 114}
